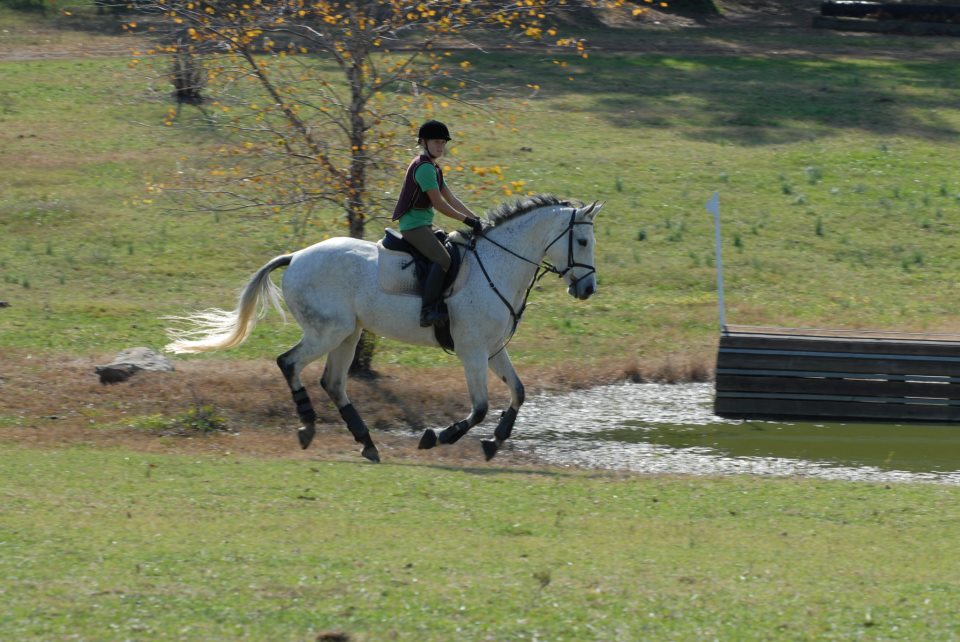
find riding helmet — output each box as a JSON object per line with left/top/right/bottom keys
{"left": 418, "top": 120, "right": 451, "bottom": 142}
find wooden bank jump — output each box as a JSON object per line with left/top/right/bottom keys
{"left": 705, "top": 193, "right": 960, "bottom": 422}
{"left": 715, "top": 325, "right": 960, "bottom": 422}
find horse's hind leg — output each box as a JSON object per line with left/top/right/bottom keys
{"left": 277, "top": 337, "right": 326, "bottom": 450}
{"left": 276, "top": 326, "right": 352, "bottom": 451}
{"left": 320, "top": 328, "right": 380, "bottom": 463}
{"left": 480, "top": 349, "right": 525, "bottom": 461}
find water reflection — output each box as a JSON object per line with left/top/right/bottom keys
{"left": 511, "top": 383, "right": 960, "bottom": 484}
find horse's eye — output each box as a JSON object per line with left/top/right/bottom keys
{"left": 577, "top": 239, "right": 588, "bottom": 247}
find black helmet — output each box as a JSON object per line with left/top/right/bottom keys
{"left": 418, "top": 120, "right": 451, "bottom": 142}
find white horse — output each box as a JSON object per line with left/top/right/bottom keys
{"left": 165, "top": 194, "right": 602, "bottom": 462}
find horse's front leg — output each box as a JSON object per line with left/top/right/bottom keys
{"left": 480, "top": 349, "right": 525, "bottom": 461}
{"left": 418, "top": 351, "right": 488, "bottom": 450}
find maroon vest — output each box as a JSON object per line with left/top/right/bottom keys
{"left": 391, "top": 154, "right": 444, "bottom": 221}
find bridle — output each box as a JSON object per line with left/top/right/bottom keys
{"left": 468, "top": 207, "right": 596, "bottom": 356}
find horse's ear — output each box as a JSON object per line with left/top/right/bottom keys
{"left": 583, "top": 201, "right": 604, "bottom": 221}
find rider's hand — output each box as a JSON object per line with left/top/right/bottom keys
{"left": 466, "top": 218, "right": 484, "bottom": 234}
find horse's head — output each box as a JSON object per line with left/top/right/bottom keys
{"left": 545, "top": 201, "right": 603, "bottom": 301}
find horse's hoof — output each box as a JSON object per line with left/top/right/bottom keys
{"left": 362, "top": 445, "right": 381, "bottom": 463}
{"left": 418, "top": 429, "right": 438, "bottom": 450}
{"left": 481, "top": 440, "right": 499, "bottom": 461}
{"left": 298, "top": 425, "right": 316, "bottom": 450}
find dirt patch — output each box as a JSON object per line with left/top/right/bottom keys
{"left": 0, "top": 350, "right": 688, "bottom": 466}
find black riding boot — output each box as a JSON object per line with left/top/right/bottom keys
{"left": 419, "top": 263, "right": 449, "bottom": 327}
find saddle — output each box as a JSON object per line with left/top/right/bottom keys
{"left": 378, "top": 229, "right": 466, "bottom": 352}
{"left": 380, "top": 228, "right": 464, "bottom": 290}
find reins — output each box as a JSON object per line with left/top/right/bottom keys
{"left": 467, "top": 208, "right": 595, "bottom": 359}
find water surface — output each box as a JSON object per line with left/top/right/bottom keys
{"left": 510, "top": 383, "right": 960, "bottom": 484}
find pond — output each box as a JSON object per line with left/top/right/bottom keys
{"left": 510, "top": 382, "right": 960, "bottom": 484}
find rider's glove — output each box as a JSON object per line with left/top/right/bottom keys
{"left": 466, "top": 218, "right": 484, "bottom": 235}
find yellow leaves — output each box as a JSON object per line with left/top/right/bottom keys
{"left": 471, "top": 165, "right": 504, "bottom": 178}
{"left": 459, "top": 60, "right": 471, "bottom": 70}
{"left": 163, "top": 105, "right": 177, "bottom": 127}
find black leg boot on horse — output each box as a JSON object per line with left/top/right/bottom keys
{"left": 419, "top": 262, "right": 449, "bottom": 328}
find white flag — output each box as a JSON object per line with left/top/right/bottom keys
{"left": 706, "top": 191, "right": 720, "bottom": 218}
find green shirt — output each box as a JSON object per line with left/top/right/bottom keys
{"left": 398, "top": 162, "right": 441, "bottom": 231}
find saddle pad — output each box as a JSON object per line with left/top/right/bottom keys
{"left": 376, "top": 242, "right": 470, "bottom": 297}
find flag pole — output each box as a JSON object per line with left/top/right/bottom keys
{"left": 705, "top": 192, "right": 727, "bottom": 332}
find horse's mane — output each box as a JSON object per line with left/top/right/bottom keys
{"left": 485, "top": 194, "right": 576, "bottom": 228}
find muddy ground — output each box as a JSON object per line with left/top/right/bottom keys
{"left": 1, "top": 350, "right": 692, "bottom": 465}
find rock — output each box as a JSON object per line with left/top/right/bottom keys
{"left": 0, "top": 301, "right": 9, "bottom": 308}
{"left": 95, "top": 347, "right": 174, "bottom": 385}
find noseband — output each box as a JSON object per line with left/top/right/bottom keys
{"left": 542, "top": 209, "right": 597, "bottom": 286}
{"left": 468, "top": 208, "right": 596, "bottom": 357}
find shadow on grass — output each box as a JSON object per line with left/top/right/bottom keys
{"left": 465, "top": 50, "right": 960, "bottom": 145}
{"left": 386, "top": 459, "right": 583, "bottom": 479}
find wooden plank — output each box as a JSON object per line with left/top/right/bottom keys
{"left": 717, "top": 391, "right": 960, "bottom": 407}
{"left": 715, "top": 375, "right": 960, "bottom": 401}
{"left": 723, "top": 325, "right": 960, "bottom": 343}
{"left": 716, "top": 368, "right": 960, "bottom": 383}
{"left": 713, "top": 397, "right": 960, "bottom": 422}
{"left": 719, "top": 335, "right": 960, "bottom": 356}
{"left": 715, "top": 353, "right": 960, "bottom": 377}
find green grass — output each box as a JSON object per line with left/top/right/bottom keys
{"left": 2, "top": 444, "right": 960, "bottom": 641}
{"left": 4, "top": 12, "right": 960, "bottom": 372}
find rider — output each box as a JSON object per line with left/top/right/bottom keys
{"left": 392, "top": 120, "right": 484, "bottom": 328}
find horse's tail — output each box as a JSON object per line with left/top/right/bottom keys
{"left": 164, "top": 254, "right": 293, "bottom": 354}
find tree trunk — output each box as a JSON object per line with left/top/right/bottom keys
{"left": 346, "top": 106, "right": 378, "bottom": 378}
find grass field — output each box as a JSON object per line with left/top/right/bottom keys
{"left": 3, "top": 444, "right": 960, "bottom": 641}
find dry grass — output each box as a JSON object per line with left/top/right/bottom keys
{"left": 0, "top": 349, "right": 712, "bottom": 463}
